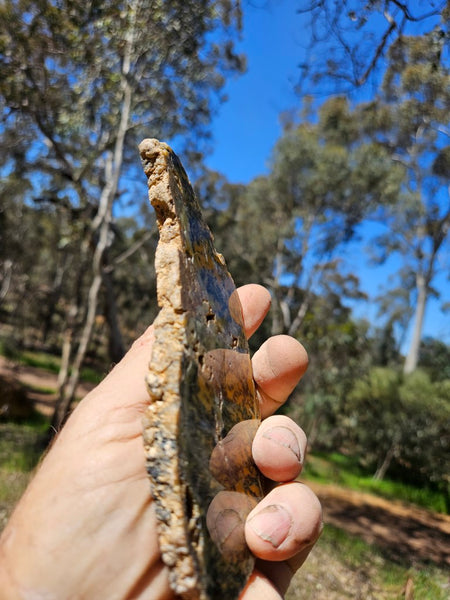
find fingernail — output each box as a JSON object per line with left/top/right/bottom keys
{"left": 248, "top": 504, "right": 292, "bottom": 548}
{"left": 263, "top": 426, "right": 302, "bottom": 462}
{"left": 214, "top": 508, "right": 242, "bottom": 547}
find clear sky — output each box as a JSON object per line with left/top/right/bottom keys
{"left": 205, "top": 0, "right": 303, "bottom": 183}
{"left": 204, "top": 1, "right": 450, "bottom": 347}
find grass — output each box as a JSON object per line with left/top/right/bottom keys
{"left": 0, "top": 417, "right": 48, "bottom": 472}
{"left": 19, "top": 350, "right": 61, "bottom": 374}
{"left": 18, "top": 350, "right": 104, "bottom": 384}
{"left": 0, "top": 343, "right": 104, "bottom": 386}
{"left": 288, "top": 524, "right": 450, "bottom": 599}
{"left": 303, "top": 452, "right": 448, "bottom": 514}
{"left": 0, "top": 418, "right": 48, "bottom": 532}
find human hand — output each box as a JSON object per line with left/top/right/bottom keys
{"left": 0, "top": 284, "right": 322, "bottom": 599}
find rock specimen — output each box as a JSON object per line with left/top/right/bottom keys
{"left": 139, "top": 139, "right": 263, "bottom": 600}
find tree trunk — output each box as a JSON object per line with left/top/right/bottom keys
{"left": 0, "top": 259, "right": 13, "bottom": 303}
{"left": 49, "top": 68, "right": 133, "bottom": 434}
{"left": 288, "top": 296, "right": 310, "bottom": 337}
{"left": 102, "top": 265, "right": 126, "bottom": 363}
{"left": 374, "top": 441, "right": 396, "bottom": 480}
{"left": 404, "top": 272, "right": 428, "bottom": 375}
{"left": 52, "top": 269, "right": 104, "bottom": 430}
{"left": 41, "top": 256, "right": 68, "bottom": 343}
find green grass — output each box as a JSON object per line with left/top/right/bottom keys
{"left": 0, "top": 344, "right": 104, "bottom": 386}
{"left": 303, "top": 452, "right": 448, "bottom": 514}
{"left": 25, "top": 382, "right": 57, "bottom": 395}
{"left": 0, "top": 418, "right": 48, "bottom": 472}
{"left": 0, "top": 419, "right": 49, "bottom": 532}
{"left": 19, "top": 350, "right": 61, "bottom": 374}
{"left": 288, "top": 524, "right": 449, "bottom": 600}
{"left": 79, "top": 365, "right": 104, "bottom": 385}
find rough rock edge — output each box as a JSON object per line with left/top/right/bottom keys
{"left": 139, "top": 139, "right": 259, "bottom": 600}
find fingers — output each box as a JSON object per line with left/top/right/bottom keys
{"left": 237, "top": 284, "right": 272, "bottom": 339}
{"left": 252, "top": 545, "right": 316, "bottom": 598}
{"left": 240, "top": 570, "right": 283, "bottom": 600}
{"left": 206, "top": 491, "right": 258, "bottom": 561}
{"left": 252, "top": 336, "right": 308, "bottom": 419}
{"left": 245, "top": 482, "right": 322, "bottom": 563}
{"left": 252, "top": 415, "right": 307, "bottom": 482}
{"left": 236, "top": 284, "right": 308, "bottom": 419}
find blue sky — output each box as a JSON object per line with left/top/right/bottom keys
{"left": 205, "top": 1, "right": 303, "bottom": 183}
{"left": 204, "top": 1, "right": 450, "bottom": 347}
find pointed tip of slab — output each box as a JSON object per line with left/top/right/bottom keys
{"left": 139, "top": 138, "right": 171, "bottom": 158}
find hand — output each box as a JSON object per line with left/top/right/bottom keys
{"left": 0, "top": 284, "right": 322, "bottom": 599}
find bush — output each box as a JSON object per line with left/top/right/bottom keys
{"left": 342, "top": 367, "right": 450, "bottom": 500}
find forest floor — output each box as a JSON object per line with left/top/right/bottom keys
{"left": 0, "top": 354, "right": 96, "bottom": 416}
{"left": 289, "top": 481, "right": 450, "bottom": 599}
{"left": 1, "top": 355, "right": 449, "bottom": 598}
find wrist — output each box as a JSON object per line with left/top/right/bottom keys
{"left": 0, "top": 541, "right": 22, "bottom": 600}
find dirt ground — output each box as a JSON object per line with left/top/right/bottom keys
{"left": 307, "top": 481, "right": 450, "bottom": 568}
{"left": 0, "top": 355, "right": 95, "bottom": 415}
{"left": 2, "top": 354, "right": 450, "bottom": 574}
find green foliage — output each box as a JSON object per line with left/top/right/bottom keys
{"left": 303, "top": 453, "right": 448, "bottom": 513}
{"left": 0, "top": 335, "right": 20, "bottom": 361}
{"left": 419, "top": 337, "right": 450, "bottom": 381}
{"left": 0, "top": 0, "right": 245, "bottom": 392}
{"left": 296, "top": 0, "right": 446, "bottom": 91}
{"left": 295, "top": 2, "right": 450, "bottom": 374}
{"left": 366, "top": 28, "right": 450, "bottom": 372}
{"left": 343, "top": 366, "right": 450, "bottom": 498}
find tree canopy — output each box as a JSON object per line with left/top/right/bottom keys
{"left": 296, "top": 0, "right": 449, "bottom": 91}
{"left": 0, "top": 0, "right": 245, "bottom": 428}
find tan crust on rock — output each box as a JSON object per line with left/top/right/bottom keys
{"left": 139, "top": 139, "right": 263, "bottom": 600}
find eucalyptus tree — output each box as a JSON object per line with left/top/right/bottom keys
{"left": 0, "top": 0, "right": 245, "bottom": 429}
{"left": 261, "top": 97, "right": 402, "bottom": 338}
{"left": 292, "top": 0, "right": 450, "bottom": 373}
{"left": 296, "top": 0, "right": 448, "bottom": 91}
{"left": 197, "top": 96, "right": 402, "bottom": 345}
{"left": 362, "top": 28, "right": 450, "bottom": 373}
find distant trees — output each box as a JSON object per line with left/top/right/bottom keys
{"left": 344, "top": 367, "right": 449, "bottom": 500}
{"left": 364, "top": 30, "right": 450, "bottom": 373}
{"left": 295, "top": 0, "right": 450, "bottom": 374}
{"left": 201, "top": 95, "right": 402, "bottom": 344}
{"left": 0, "top": 0, "right": 245, "bottom": 429}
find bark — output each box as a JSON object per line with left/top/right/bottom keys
{"left": 270, "top": 240, "right": 287, "bottom": 336}
{"left": 102, "top": 265, "right": 126, "bottom": 363}
{"left": 403, "top": 272, "right": 428, "bottom": 375}
{"left": 0, "top": 259, "right": 12, "bottom": 303}
{"left": 288, "top": 296, "right": 310, "bottom": 337}
{"left": 41, "top": 256, "right": 68, "bottom": 343}
{"left": 374, "top": 441, "right": 397, "bottom": 480}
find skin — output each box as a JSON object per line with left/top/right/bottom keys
{"left": 0, "top": 284, "right": 322, "bottom": 600}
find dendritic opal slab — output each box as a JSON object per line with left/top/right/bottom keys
{"left": 139, "top": 139, "right": 263, "bottom": 600}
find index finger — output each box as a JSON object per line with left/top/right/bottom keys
{"left": 236, "top": 284, "right": 272, "bottom": 339}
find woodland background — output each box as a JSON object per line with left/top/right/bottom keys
{"left": 0, "top": 2, "right": 449, "bottom": 586}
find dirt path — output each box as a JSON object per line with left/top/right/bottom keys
{"left": 0, "top": 355, "right": 95, "bottom": 415}
{"left": 307, "top": 480, "right": 450, "bottom": 567}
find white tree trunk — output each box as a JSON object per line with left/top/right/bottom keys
{"left": 404, "top": 272, "right": 428, "bottom": 375}
{"left": 51, "top": 65, "right": 134, "bottom": 431}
